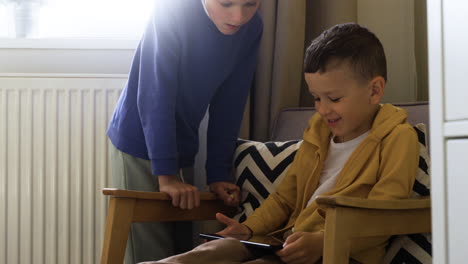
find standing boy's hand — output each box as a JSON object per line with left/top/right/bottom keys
{"left": 209, "top": 181, "right": 240, "bottom": 206}
{"left": 158, "top": 175, "right": 200, "bottom": 210}
{"left": 215, "top": 213, "right": 252, "bottom": 240}
{"left": 276, "top": 231, "right": 323, "bottom": 264}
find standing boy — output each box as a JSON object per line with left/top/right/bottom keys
{"left": 148, "top": 22, "right": 419, "bottom": 264}
{"left": 108, "top": 0, "right": 263, "bottom": 262}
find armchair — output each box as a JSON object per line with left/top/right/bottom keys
{"left": 100, "top": 102, "right": 431, "bottom": 264}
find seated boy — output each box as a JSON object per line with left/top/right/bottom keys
{"left": 144, "top": 22, "right": 419, "bottom": 264}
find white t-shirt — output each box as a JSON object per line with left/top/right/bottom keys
{"left": 306, "top": 131, "right": 370, "bottom": 207}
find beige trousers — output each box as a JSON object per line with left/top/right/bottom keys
{"left": 140, "top": 238, "right": 284, "bottom": 264}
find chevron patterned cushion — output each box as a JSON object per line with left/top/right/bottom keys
{"left": 233, "top": 139, "right": 302, "bottom": 222}
{"left": 383, "top": 123, "right": 432, "bottom": 264}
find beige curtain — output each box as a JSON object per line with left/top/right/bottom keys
{"left": 300, "top": 0, "right": 358, "bottom": 106}
{"left": 247, "top": 0, "right": 307, "bottom": 141}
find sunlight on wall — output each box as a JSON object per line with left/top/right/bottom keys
{"left": 0, "top": 5, "right": 15, "bottom": 37}
{"left": 0, "top": 0, "right": 154, "bottom": 39}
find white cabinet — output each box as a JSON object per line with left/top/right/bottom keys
{"left": 443, "top": 1, "right": 468, "bottom": 120}
{"left": 446, "top": 140, "right": 468, "bottom": 264}
{"left": 428, "top": 0, "right": 468, "bottom": 263}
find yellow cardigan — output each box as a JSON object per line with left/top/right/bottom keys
{"left": 242, "top": 104, "right": 420, "bottom": 263}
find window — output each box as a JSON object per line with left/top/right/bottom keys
{"left": 0, "top": 0, "right": 154, "bottom": 41}
{"left": 0, "top": 0, "right": 154, "bottom": 74}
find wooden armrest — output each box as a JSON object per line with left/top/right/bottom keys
{"left": 316, "top": 195, "right": 430, "bottom": 210}
{"left": 101, "top": 188, "right": 235, "bottom": 264}
{"left": 318, "top": 195, "right": 431, "bottom": 263}
{"left": 102, "top": 188, "right": 236, "bottom": 222}
{"left": 102, "top": 188, "right": 219, "bottom": 200}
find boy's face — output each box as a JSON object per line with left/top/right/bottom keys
{"left": 205, "top": 0, "right": 261, "bottom": 35}
{"left": 305, "top": 60, "right": 384, "bottom": 143}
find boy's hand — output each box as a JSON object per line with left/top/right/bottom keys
{"left": 209, "top": 181, "right": 240, "bottom": 207}
{"left": 158, "top": 175, "right": 200, "bottom": 210}
{"left": 215, "top": 213, "right": 252, "bottom": 240}
{"left": 276, "top": 231, "right": 323, "bottom": 264}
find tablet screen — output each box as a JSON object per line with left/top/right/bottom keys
{"left": 199, "top": 233, "right": 284, "bottom": 252}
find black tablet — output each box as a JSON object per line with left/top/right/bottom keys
{"left": 199, "top": 233, "right": 284, "bottom": 252}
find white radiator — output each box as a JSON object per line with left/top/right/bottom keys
{"left": 0, "top": 74, "right": 126, "bottom": 264}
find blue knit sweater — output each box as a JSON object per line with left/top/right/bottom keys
{"left": 107, "top": 0, "right": 263, "bottom": 184}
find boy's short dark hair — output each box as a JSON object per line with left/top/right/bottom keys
{"left": 304, "top": 23, "right": 387, "bottom": 82}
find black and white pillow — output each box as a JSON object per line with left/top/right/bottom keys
{"left": 383, "top": 123, "right": 432, "bottom": 264}
{"left": 233, "top": 139, "right": 302, "bottom": 222}
{"left": 410, "top": 124, "right": 431, "bottom": 198}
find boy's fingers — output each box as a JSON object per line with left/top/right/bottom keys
{"left": 171, "top": 191, "right": 180, "bottom": 207}
{"left": 216, "top": 187, "right": 233, "bottom": 201}
{"left": 225, "top": 185, "right": 240, "bottom": 193}
{"left": 179, "top": 191, "right": 187, "bottom": 209}
{"left": 216, "top": 213, "right": 237, "bottom": 226}
{"left": 275, "top": 247, "right": 290, "bottom": 257}
{"left": 184, "top": 186, "right": 198, "bottom": 210}
{"left": 276, "top": 243, "right": 299, "bottom": 259}
{"left": 225, "top": 189, "right": 241, "bottom": 206}
{"left": 282, "top": 232, "right": 302, "bottom": 249}
{"left": 285, "top": 232, "right": 301, "bottom": 244}
{"left": 187, "top": 189, "right": 194, "bottom": 210}
{"left": 194, "top": 189, "right": 201, "bottom": 208}
{"left": 210, "top": 182, "right": 240, "bottom": 205}
{"left": 224, "top": 195, "right": 237, "bottom": 207}
{"left": 231, "top": 193, "right": 240, "bottom": 205}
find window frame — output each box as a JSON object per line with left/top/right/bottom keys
{"left": 0, "top": 38, "right": 140, "bottom": 49}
